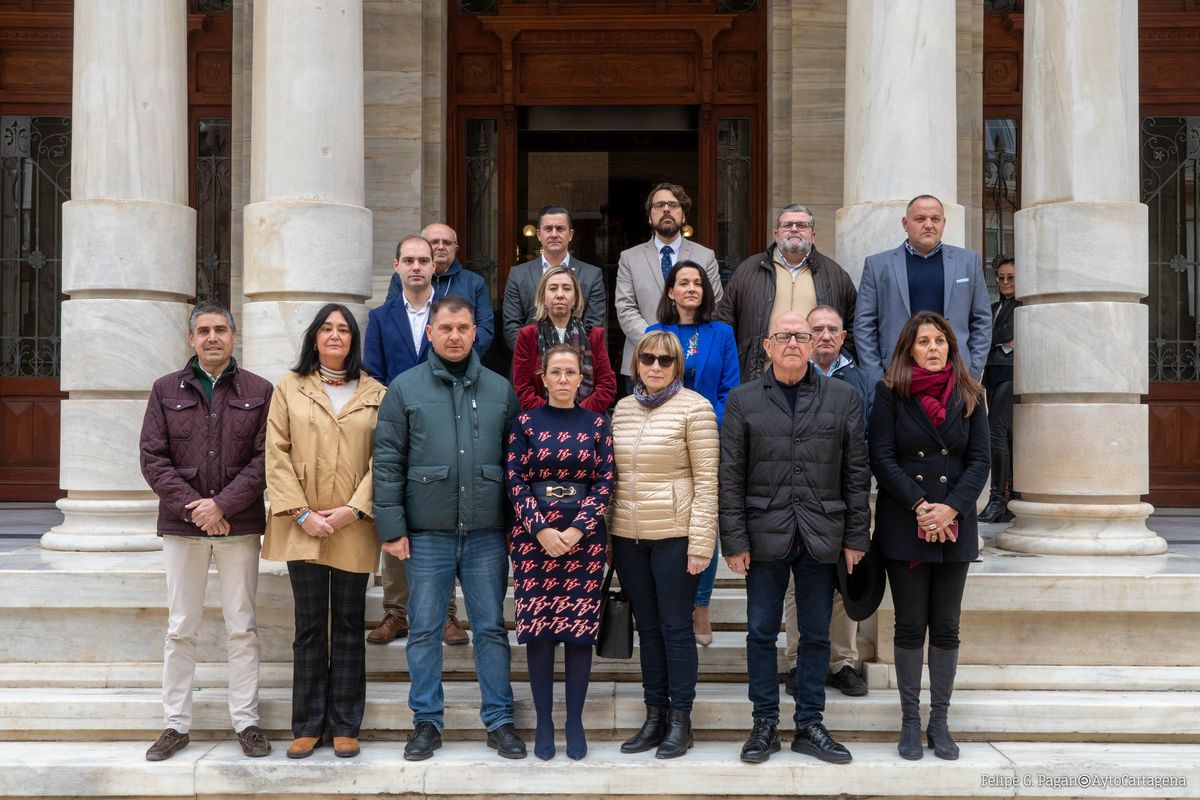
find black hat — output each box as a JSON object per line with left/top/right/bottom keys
{"left": 836, "top": 542, "right": 886, "bottom": 622}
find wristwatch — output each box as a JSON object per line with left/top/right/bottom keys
{"left": 349, "top": 506, "right": 365, "bottom": 520}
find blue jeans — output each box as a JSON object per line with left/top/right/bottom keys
{"left": 693, "top": 538, "right": 720, "bottom": 607}
{"left": 403, "top": 529, "right": 513, "bottom": 732}
{"left": 612, "top": 535, "right": 700, "bottom": 711}
{"left": 744, "top": 537, "right": 834, "bottom": 727}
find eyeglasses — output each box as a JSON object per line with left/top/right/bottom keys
{"left": 769, "top": 331, "right": 814, "bottom": 344}
{"left": 638, "top": 353, "right": 677, "bottom": 368}
{"left": 996, "top": 275, "right": 1015, "bottom": 282}
{"left": 777, "top": 221, "right": 813, "bottom": 232}
{"left": 651, "top": 201, "right": 682, "bottom": 211}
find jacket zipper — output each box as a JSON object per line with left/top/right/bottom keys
{"left": 629, "top": 407, "right": 651, "bottom": 542}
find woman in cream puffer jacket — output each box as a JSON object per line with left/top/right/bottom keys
{"left": 610, "top": 330, "right": 719, "bottom": 761}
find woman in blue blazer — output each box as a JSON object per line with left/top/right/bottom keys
{"left": 647, "top": 259, "right": 739, "bottom": 646}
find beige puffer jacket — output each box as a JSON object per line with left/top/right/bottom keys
{"left": 609, "top": 387, "right": 719, "bottom": 558}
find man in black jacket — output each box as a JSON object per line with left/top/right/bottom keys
{"left": 719, "top": 311, "right": 870, "bottom": 765}
{"left": 716, "top": 204, "right": 858, "bottom": 383}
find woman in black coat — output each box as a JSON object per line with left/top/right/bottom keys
{"left": 868, "top": 310, "right": 989, "bottom": 762}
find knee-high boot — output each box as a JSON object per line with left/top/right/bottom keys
{"left": 894, "top": 646, "right": 924, "bottom": 760}
{"left": 926, "top": 646, "right": 960, "bottom": 760}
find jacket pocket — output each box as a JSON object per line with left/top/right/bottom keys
{"left": 479, "top": 464, "right": 503, "bottom": 482}
{"left": 820, "top": 499, "right": 847, "bottom": 517}
{"left": 228, "top": 395, "right": 266, "bottom": 439}
{"left": 745, "top": 496, "right": 771, "bottom": 510}
{"left": 292, "top": 461, "right": 308, "bottom": 491}
{"left": 162, "top": 397, "right": 198, "bottom": 439}
{"left": 410, "top": 465, "right": 451, "bottom": 484}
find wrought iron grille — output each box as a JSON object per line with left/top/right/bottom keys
{"left": 1142, "top": 116, "right": 1200, "bottom": 383}
{"left": 0, "top": 116, "right": 69, "bottom": 378}
{"left": 464, "top": 119, "right": 500, "bottom": 307}
{"left": 716, "top": 117, "right": 750, "bottom": 287}
{"left": 196, "top": 118, "right": 231, "bottom": 306}
{"left": 190, "top": 0, "right": 233, "bottom": 13}
{"left": 983, "top": 118, "right": 1019, "bottom": 301}
{"left": 717, "top": 0, "right": 758, "bottom": 12}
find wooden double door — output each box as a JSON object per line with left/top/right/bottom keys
{"left": 444, "top": 0, "right": 768, "bottom": 375}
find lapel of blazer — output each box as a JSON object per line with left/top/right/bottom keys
{"left": 942, "top": 245, "right": 958, "bottom": 314}
{"left": 890, "top": 246, "right": 912, "bottom": 316}
{"left": 644, "top": 240, "right": 666, "bottom": 295}
{"left": 385, "top": 298, "right": 420, "bottom": 364}
{"left": 902, "top": 396, "right": 943, "bottom": 446}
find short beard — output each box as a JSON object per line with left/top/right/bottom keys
{"left": 653, "top": 218, "right": 679, "bottom": 238}
{"left": 779, "top": 237, "right": 812, "bottom": 259}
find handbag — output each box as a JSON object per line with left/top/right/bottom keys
{"left": 595, "top": 566, "right": 633, "bottom": 660}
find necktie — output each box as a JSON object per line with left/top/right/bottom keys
{"left": 660, "top": 245, "right": 674, "bottom": 281}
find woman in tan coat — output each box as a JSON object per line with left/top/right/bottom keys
{"left": 610, "top": 329, "right": 719, "bottom": 760}
{"left": 263, "top": 303, "right": 385, "bottom": 760}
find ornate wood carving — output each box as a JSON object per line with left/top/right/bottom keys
{"left": 457, "top": 53, "right": 499, "bottom": 96}
{"left": 0, "top": 12, "right": 72, "bottom": 103}
{"left": 519, "top": 53, "right": 698, "bottom": 102}
{"left": 716, "top": 51, "right": 756, "bottom": 97}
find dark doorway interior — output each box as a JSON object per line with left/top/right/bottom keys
{"left": 485, "top": 106, "right": 698, "bottom": 375}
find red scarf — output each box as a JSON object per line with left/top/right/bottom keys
{"left": 910, "top": 366, "right": 954, "bottom": 427}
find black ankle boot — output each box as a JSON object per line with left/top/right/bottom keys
{"left": 655, "top": 709, "right": 693, "bottom": 759}
{"left": 620, "top": 705, "right": 667, "bottom": 754}
{"left": 979, "top": 496, "right": 1005, "bottom": 523}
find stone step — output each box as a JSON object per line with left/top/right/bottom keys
{"left": 4, "top": 659, "right": 1197, "bottom": 693}
{"left": 0, "top": 632, "right": 789, "bottom": 687}
{"left": 2, "top": 684, "right": 1196, "bottom": 741}
{"left": 0, "top": 739, "right": 1196, "bottom": 799}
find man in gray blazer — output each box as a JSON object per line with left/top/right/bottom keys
{"left": 501, "top": 205, "right": 606, "bottom": 351}
{"left": 853, "top": 195, "right": 992, "bottom": 385}
{"left": 615, "top": 183, "right": 723, "bottom": 376}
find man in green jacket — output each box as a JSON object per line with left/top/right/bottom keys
{"left": 373, "top": 295, "right": 524, "bottom": 761}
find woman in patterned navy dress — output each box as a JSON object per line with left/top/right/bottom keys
{"left": 505, "top": 344, "right": 615, "bottom": 761}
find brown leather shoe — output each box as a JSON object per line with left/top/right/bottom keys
{"left": 693, "top": 604, "right": 713, "bottom": 647}
{"left": 367, "top": 611, "right": 409, "bottom": 644}
{"left": 286, "top": 736, "right": 323, "bottom": 759}
{"left": 145, "top": 728, "right": 189, "bottom": 761}
{"left": 333, "top": 736, "right": 361, "bottom": 758}
{"left": 237, "top": 725, "right": 271, "bottom": 758}
{"left": 443, "top": 613, "right": 470, "bottom": 645}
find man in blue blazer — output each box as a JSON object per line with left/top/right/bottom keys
{"left": 366, "top": 236, "right": 437, "bottom": 387}
{"left": 853, "top": 195, "right": 992, "bottom": 385}
{"left": 384, "top": 223, "right": 494, "bottom": 357}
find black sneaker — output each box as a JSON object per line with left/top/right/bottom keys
{"left": 404, "top": 721, "right": 442, "bottom": 761}
{"left": 739, "top": 718, "right": 780, "bottom": 764}
{"left": 486, "top": 723, "right": 528, "bottom": 759}
{"left": 829, "top": 665, "right": 868, "bottom": 697}
{"left": 791, "top": 722, "right": 852, "bottom": 764}
{"left": 783, "top": 666, "right": 797, "bottom": 697}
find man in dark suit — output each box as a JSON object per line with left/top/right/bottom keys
{"left": 853, "top": 195, "right": 992, "bottom": 386}
{"left": 501, "top": 205, "right": 606, "bottom": 351}
{"left": 615, "top": 183, "right": 722, "bottom": 377}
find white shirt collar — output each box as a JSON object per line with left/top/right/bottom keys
{"left": 541, "top": 252, "right": 571, "bottom": 272}
{"left": 654, "top": 235, "right": 682, "bottom": 254}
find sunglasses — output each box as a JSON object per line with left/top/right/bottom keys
{"left": 638, "top": 353, "right": 677, "bottom": 368}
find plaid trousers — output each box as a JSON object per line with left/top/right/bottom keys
{"left": 287, "top": 560, "right": 369, "bottom": 738}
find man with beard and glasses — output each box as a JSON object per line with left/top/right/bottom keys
{"left": 717, "top": 204, "right": 858, "bottom": 384}
{"left": 616, "top": 183, "right": 722, "bottom": 380}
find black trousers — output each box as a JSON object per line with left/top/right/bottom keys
{"left": 885, "top": 560, "right": 970, "bottom": 651}
{"left": 612, "top": 535, "right": 700, "bottom": 711}
{"left": 287, "top": 560, "right": 369, "bottom": 738}
{"left": 985, "top": 379, "right": 1014, "bottom": 496}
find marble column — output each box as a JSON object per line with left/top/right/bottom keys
{"left": 241, "top": 0, "right": 372, "bottom": 384}
{"left": 834, "top": 0, "right": 964, "bottom": 283}
{"left": 41, "top": 0, "right": 194, "bottom": 551}
{"left": 998, "top": 0, "right": 1165, "bottom": 555}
